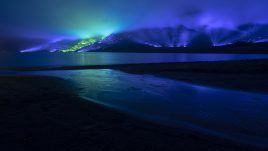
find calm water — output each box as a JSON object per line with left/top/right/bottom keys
{"left": 1, "top": 52, "right": 268, "bottom": 68}
{"left": 21, "top": 69, "right": 268, "bottom": 148}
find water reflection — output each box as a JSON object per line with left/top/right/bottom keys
{"left": 23, "top": 69, "right": 268, "bottom": 147}
{"left": 1, "top": 52, "right": 268, "bottom": 68}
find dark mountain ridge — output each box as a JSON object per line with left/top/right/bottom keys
{"left": 0, "top": 24, "right": 268, "bottom": 53}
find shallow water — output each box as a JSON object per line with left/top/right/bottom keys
{"left": 1, "top": 52, "right": 268, "bottom": 68}
{"left": 22, "top": 69, "right": 268, "bottom": 148}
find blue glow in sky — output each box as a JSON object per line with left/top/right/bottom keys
{"left": 1, "top": 0, "right": 268, "bottom": 38}
{"left": 1, "top": 0, "right": 268, "bottom": 52}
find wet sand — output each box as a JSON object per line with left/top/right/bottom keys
{"left": 10, "top": 58, "right": 267, "bottom": 94}
{"left": 115, "top": 59, "right": 268, "bottom": 94}
{"left": 148, "top": 72, "right": 268, "bottom": 94}
{"left": 1, "top": 59, "right": 268, "bottom": 150}
{"left": 0, "top": 75, "right": 265, "bottom": 151}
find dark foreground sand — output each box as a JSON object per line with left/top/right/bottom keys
{"left": 1, "top": 59, "right": 268, "bottom": 150}
{"left": 0, "top": 75, "right": 266, "bottom": 151}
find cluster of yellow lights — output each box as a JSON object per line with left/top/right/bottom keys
{"left": 60, "top": 36, "right": 103, "bottom": 52}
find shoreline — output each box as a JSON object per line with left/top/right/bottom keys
{"left": 2, "top": 59, "right": 268, "bottom": 73}
{"left": 3, "top": 59, "right": 268, "bottom": 94}
{"left": 0, "top": 75, "right": 266, "bottom": 151}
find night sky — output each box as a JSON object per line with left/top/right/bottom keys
{"left": 0, "top": 0, "right": 268, "bottom": 52}
{"left": 1, "top": 0, "right": 268, "bottom": 39}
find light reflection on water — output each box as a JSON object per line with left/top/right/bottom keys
{"left": 22, "top": 69, "right": 268, "bottom": 147}
{"left": 1, "top": 52, "right": 268, "bottom": 68}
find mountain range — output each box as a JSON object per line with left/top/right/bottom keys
{"left": 1, "top": 24, "right": 268, "bottom": 53}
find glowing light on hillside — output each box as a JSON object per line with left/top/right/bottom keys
{"left": 59, "top": 36, "right": 105, "bottom": 52}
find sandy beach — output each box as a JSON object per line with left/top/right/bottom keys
{"left": 1, "top": 59, "right": 268, "bottom": 150}
{"left": 0, "top": 75, "right": 266, "bottom": 151}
